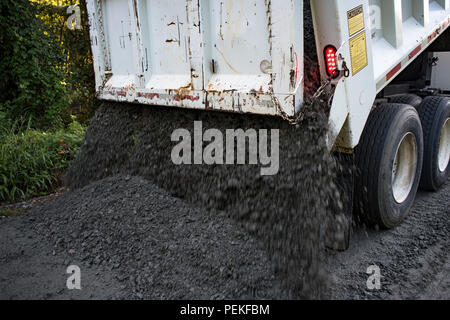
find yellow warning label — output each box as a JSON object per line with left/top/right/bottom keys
{"left": 347, "top": 5, "right": 365, "bottom": 36}
{"left": 349, "top": 31, "right": 368, "bottom": 76}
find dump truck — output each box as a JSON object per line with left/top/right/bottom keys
{"left": 85, "top": 0, "right": 450, "bottom": 248}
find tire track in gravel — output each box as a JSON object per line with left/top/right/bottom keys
{"left": 327, "top": 180, "right": 449, "bottom": 300}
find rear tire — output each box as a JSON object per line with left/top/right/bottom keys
{"left": 416, "top": 96, "right": 450, "bottom": 191}
{"left": 388, "top": 94, "right": 422, "bottom": 109}
{"left": 355, "top": 104, "right": 424, "bottom": 229}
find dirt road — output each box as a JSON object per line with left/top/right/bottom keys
{"left": 0, "top": 177, "right": 448, "bottom": 300}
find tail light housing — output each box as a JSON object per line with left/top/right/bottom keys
{"left": 324, "top": 45, "right": 340, "bottom": 78}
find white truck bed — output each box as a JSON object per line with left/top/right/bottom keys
{"left": 86, "top": 0, "right": 450, "bottom": 150}
{"left": 87, "top": 0, "right": 303, "bottom": 117}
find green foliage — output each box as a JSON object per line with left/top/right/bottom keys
{"left": 36, "top": 0, "right": 99, "bottom": 124}
{"left": 0, "top": 0, "right": 93, "bottom": 203}
{"left": 0, "top": 120, "right": 86, "bottom": 203}
{"left": 0, "top": 0, "right": 70, "bottom": 129}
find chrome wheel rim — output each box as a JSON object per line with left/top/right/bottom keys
{"left": 392, "top": 133, "right": 418, "bottom": 204}
{"left": 438, "top": 118, "right": 450, "bottom": 173}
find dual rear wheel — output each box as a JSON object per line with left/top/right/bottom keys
{"left": 417, "top": 96, "right": 450, "bottom": 191}
{"left": 354, "top": 96, "right": 450, "bottom": 229}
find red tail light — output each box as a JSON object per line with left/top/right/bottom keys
{"left": 324, "top": 45, "right": 340, "bottom": 78}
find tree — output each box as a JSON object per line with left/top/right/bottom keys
{"left": 0, "top": 0, "right": 69, "bottom": 129}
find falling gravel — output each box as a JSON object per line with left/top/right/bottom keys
{"left": 58, "top": 9, "right": 335, "bottom": 296}
{"left": 63, "top": 100, "right": 344, "bottom": 299}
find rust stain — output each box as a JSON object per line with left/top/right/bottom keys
{"left": 290, "top": 69, "right": 296, "bottom": 88}
{"left": 428, "top": 28, "right": 440, "bottom": 43}
{"left": 249, "top": 87, "right": 266, "bottom": 96}
{"left": 174, "top": 94, "right": 200, "bottom": 102}
{"left": 137, "top": 92, "right": 159, "bottom": 100}
{"left": 169, "top": 82, "right": 201, "bottom": 102}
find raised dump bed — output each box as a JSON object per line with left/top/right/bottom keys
{"left": 86, "top": 0, "right": 450, "bottom": 149}
{"left": 86, "top": 0, "right": 304, "bottom": 117}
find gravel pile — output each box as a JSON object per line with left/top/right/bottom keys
{"left": 30, "top": 175, "right": 288, "bottom": 299}
{"left": 64, "top": 100, "right": 343, "bottom": 298}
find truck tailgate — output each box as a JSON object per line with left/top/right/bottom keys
{"left": 86, "top": 0, "right": 304, "bottom": 117}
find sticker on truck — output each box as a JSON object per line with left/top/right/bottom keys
{"left": 349, "top": 31, "right": 368, "bottom": 76}
{"left": 347, "top": 5, "right": 365, "bottom": 36}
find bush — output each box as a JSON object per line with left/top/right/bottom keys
{"left": 0, "top": 0, "right": 70, "bottom": 129}
{"left": 0, "top": 120, "right": 86, "bottom": 203}
{"left": 37, "top": 0, "right": 99, "bottom": 124}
